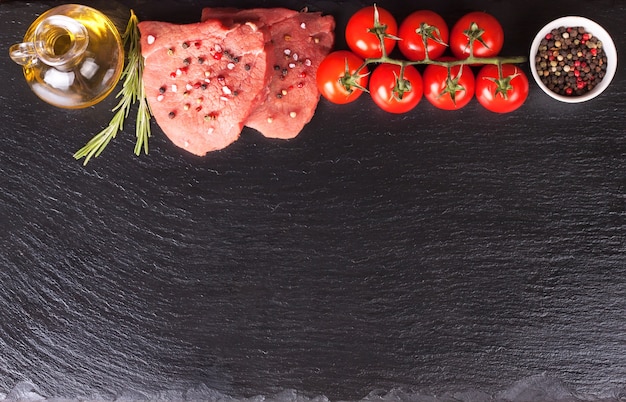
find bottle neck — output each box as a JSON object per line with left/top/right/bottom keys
{"left": 10, "top": 15, "right": 89, "bottom": 69}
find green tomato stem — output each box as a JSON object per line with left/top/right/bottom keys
{"left": 357, "top": 14, "right": 527, "bottom": 71}
{"left": 344, "top": 14, "right": 528, "bottom": 97}
{"left": 360, "top": 55, "right": 527, "bottom": 70}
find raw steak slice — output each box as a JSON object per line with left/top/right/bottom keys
{"left": 201, "top": 8, "right": 335, "bottom": 139}
{"left": 138, "top": 19, "right": 269, "bottom": 155}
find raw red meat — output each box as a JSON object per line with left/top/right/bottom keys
{"left": 201, "top": 8, "right": 335, "bottom": 139}
{"left": 138, "top": 19, "right": 269, "bottom": 156}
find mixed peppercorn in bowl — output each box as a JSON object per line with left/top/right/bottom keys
{"left": 530, "top": 16, "right": 617, "bottom": 103}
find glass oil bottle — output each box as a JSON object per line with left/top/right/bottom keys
{"left": 9, "top": 4, "right": 126, "bottom": 109}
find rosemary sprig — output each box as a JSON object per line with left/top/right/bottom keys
{"left": 74, "top": 9, "right": 151, "bottom": 165}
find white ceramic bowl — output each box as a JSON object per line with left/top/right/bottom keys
{"left": 529, "top": 16, "right": 617, "bottom": 103}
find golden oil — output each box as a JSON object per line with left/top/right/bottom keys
{"left": 9, "top": 4, "right": 126, "bottom": 109}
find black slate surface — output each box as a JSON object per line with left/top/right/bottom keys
{"left": 1, "top": 0, "right": 625, "bottom": 400}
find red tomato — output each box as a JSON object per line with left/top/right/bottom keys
{"left": 345, "top": 5, "right": 398, "bottom": 59}
{"left": 398, "top": 10, "right": 449, "bottom": 61}
{"left": 316, "top": 50, "right": 369, "bottom": 104}
{"left": 369, "top": 64, "right": 423, "bottom": 114}
{"left": 475, "top": 64, "right": 529, "bottom": 113}
{"left": 450, "top": 11, "right": 504, "bottom": 59}
{"left": 423, "top": 61, "right": 475, "bottom": 110}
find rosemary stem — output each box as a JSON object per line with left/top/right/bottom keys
{"left": 73, "top": 9, "right": 151, "bottom": 165}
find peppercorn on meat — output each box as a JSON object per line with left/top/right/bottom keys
{"left": 201, "top": 8, "right": 335, "bottom": 139}
{"left": 138, "top": 18, "right": 270, "bottom": 156}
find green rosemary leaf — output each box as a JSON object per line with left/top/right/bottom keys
{"left": 74, "top": 9, "right": 151, "bottom": 165}
{"left": 134, "top": 87, "right": 152, "bottom": 156}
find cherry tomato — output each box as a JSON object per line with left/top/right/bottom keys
{"left": 450, "top": 11, "right": 504, "bottom": 59}
{"left": 316, "top": 50, "right": 369, "bottom": 104}
{"left": 398, "top": 10, "right": 449, "bottom": 61}
{"left": 475, "top": 64, "right": 529, "bottom": 113}
{"left": 369, "top": 64, "right": 423, "bottom": 114}
{"left": 423, "top": 60, "right": 475, "bottom": 110}
{"left": 345, "top": 5, "right": 398, "bottom": 59}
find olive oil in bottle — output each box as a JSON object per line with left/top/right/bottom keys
{"left": 9, "top": 4, "right": 125, "bottom": 109}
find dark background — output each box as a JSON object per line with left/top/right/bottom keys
{"left": 1, "top": 0, "right": 625, "bottom": 400}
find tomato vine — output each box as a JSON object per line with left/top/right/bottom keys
{"left": 317, "top": 5, "right": 529, "bottom": 113}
